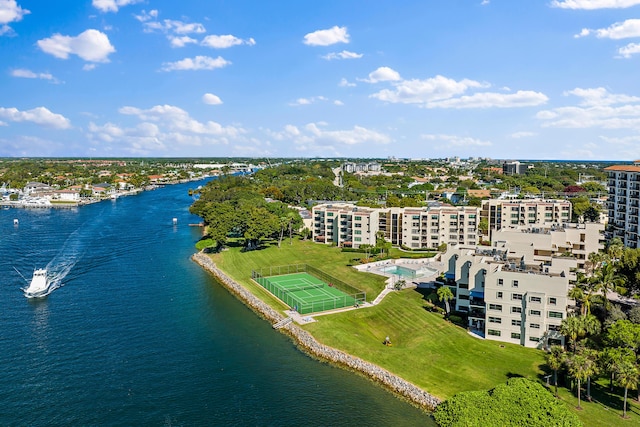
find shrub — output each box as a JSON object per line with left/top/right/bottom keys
{"left": 448, "top": 315, "right": 464, "bottom": 326}
{"left": 433, "top": 378, "right": 582, "bottom": 427}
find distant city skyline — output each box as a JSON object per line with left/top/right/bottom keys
{"left": 2, "top": 0, "right": 640, "bottom": 159}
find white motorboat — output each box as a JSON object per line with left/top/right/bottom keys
{"left": 23, "top": 268, "right": 53, "bottom": 298}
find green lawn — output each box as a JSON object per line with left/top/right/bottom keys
{"left": 207, "top": 238, "right": 638, "bottom": 426}
{"left": 304, "top": 289, "right": 544, "bottom": 399}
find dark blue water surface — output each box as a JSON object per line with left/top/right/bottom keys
{"left": 0, "top": 180, "right": 433, "bottom": 426}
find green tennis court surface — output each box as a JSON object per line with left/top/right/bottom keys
{"left": 254, "top": 272, "right": 363, "bottom": 314}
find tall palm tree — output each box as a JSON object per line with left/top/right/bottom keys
{"left": 616, "top": 360, "right": 639, "bottom": 419}
{"left": 582, "top": 348, "right": 599, "bottom": 401}
{"left": 437, "top": 286, "right": 454, "bottom": 315}
{"left": 567, "top": 353, "right": 596, "bottom": 410}
{"left": 600, "top": 347, "right": 635, "bottom": 392}
{"left": 546, "top": 345, "right": 566, "bottom": 398}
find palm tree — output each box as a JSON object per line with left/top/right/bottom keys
{"left": 568, "top": 286, "right": 585, "bottom": 315}
{"left": 600, "top": 347, "right": 635, "bottom": 392}
{"left": 616, "top": 360, "right": 639, "bottom": 419}
{"left": 567, "top": 352, "right": 596, "bottom": 410}
{"left": 582, "top": 348, "right": 599, "bottom": 401}
{"left": 593, "top": 259, "right": 624, "bottom": 313}
{"left": 546, "top": 345, "right": 566, "bottom": 398}
{"left": 437, "top": 286, "right": 454, "bottom": 315}
{"left": 561, "top": 315, "right": 584, "bottom": 353}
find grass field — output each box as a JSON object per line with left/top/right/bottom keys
{"left": 207, "top": 238, "right": 639, "bottom": 426}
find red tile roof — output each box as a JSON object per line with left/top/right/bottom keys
{"left": 604, "top": 165, "right": 640, "bottom": 172}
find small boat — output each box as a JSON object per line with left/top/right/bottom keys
{"left": 23, "top": 268, "right": 53, "bottom": 298}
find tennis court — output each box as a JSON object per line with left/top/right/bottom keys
{"left": 252, "top": 265, "right": 366, "bottom": 315}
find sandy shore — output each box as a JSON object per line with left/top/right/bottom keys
{"left": 191, "top": 251, "right": 441, "bottom": 411}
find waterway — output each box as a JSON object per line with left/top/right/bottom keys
{"left": 0, "top": 180, "right": 434, "bottom": 426}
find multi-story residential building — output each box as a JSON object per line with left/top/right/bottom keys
{"left": 481, "top": 199, "right": 572, "bottom": 240}
{"left": 312, "top": 203, "right": 479, "bottom": 249}
{"left": 605, "top": 162, "right": 640, "bottom": 249}
{"left": 441, "top": 246, "right": 568, "bottom": 349}
{"left": 502, "top": 161, "right": 530, "bottom": 175}
{"left": 491, "top": 223, "right": 605, "bottom": 281}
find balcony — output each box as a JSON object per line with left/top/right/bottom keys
{"left": 469, "top": 309, "right": 485, "bottom": 319}
{"left": 469, "top": 298, "right": 485, "bottom": 307}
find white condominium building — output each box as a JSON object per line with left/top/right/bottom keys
{"left": 441, "top": 246, "right": 568, "bottom": 349}
{"left": 312, "top": 203, "right": 479, "bottom": 249}
{"left": 491, "top": 222, "right": 605, "bottom": 282}
{"left": 605, "top": 162, "right": 640, "bottom": 249}
{"left": 481, "top": 199, "right": 572, "bottom": 240}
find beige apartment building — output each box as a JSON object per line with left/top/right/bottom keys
{"left": 441, "top": 246, "right": 568, "bottom": 349}
{"left": 481, "top": 199, "right": 572, "bottom": 240}
{"left": 605, "top": 162, "right": 640, "bottom": 249}
{"left": 312, "top": 203, "right": 479, "bottom": 249}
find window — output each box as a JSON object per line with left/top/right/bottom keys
{"left": 489, "top": 317, "right": 502, "bottom": 324}
{"left": 512, "top": 280, "right": 519, "bottom": 288}
{"left": 498, "top": 279, "right": 504, "bottom": 286}
{"left": 548, "top": 297, "right": 557, "bottom": 305}
{"left": 489, "top": 304, "right": 502, "bottom": 311}
{"left": 354, "top": 216, "right": 361, "bottom": 221}
{"left": 530, "top": 296, "right": 541, "bottom": 303}
{"left": 354, "top": 237, "right": 361, "bottom": 242}
{"left": 354, "top": 230, "right": 362, "bottom": 235}
{"left": 530, "top": 323, "right": 540, "bottom": 329}
{"left": 548, "top": 311, "right": 563, "bottom": 319}
{"left": 530, "top": 310, "right": 541, "bottom": 316}
{"left": 496, "top": 291, "right": 503, "bottom": 299}
{"left": 548, "top": 325, "right": 561, "bottom": 332}
{"left": 511, "top": 332, "right": 521, "bottom": 339}
{"left": 354, "top": 223, "right": 362, "bottom": 228}
{"left": 488, "top": 329, "right": 501, "bottom": 336}
{"left": 512, "top": 293, "right": 523, "bottom": 300}
{"left": 529, "top": 337, "right": 540, "bottom": 342}
{"left": 511, "top": 320, "right": 521, "bottom": 327}
{"left": 327, "top": 212, "right": 334, "bottom": 216}
{"left": 511, "top": 307, "right": 522, "bottom": 314}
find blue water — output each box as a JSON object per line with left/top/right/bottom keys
{"left": 0, "top": 180, "right": 433, "bottom": 426}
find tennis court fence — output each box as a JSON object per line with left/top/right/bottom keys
{"left": 251, "top": 264, "right": 366, "bottom": 314}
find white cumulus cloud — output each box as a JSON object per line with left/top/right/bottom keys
{"left": 0, "top": 106, "right": 71, "bottom": 129}
{"left": 134, "top": 9, "right": 158, "bottom": 22}
{"left": 201, "top": 34, "right": 256, "bottom": 48}
{"left": 0, "top": 0, "right": 29, "bottom": 24}
{"left": 92, "top": 0, "right": 142, "bottom": 13}
{"left": 364, "top": 66, "right": 401, "bottom": 83}
{"left": 339, "top": 78, "right": 356, "bottom": 87}
{"left": 618, "top": 42, "right": 640, "bottom": 58}
{"left": 576, "top": 19, "right": 640, "bottom": 39}
{"left": 322, "top": 50, "right": 363, "bottom": 60}
{"left": 169, "top": 35, "right": 197, "bottom": 48}
{"left": 551, "top": 0, "right": 640, "bottom": 8}
{"left": 537, "top": 87, "right": 640, "bottom": 129}
{"left": 368, "top": 70, "right": 547, "bottom": 109}
{"left": 426, "top": 90, "right": 549, "bottom": 109}
{"left": 144, "top": 19, "right": 206, "bottom": 35}
{"left": 303, "top": 25, "right": 349, "bottom": 46}
{"left": 37, "top": 29, "right": 115, "bottom": 63}
{"left": 160, "top": 55, "right": 230, "bottom": 72}
{"left": 202, "top": 93, "right": 223, "bottom": 105}
{"left": 11, "top": 68, "right": 58, "bottom": 82}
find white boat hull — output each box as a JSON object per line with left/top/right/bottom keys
{"left": 23, "top": 268, "right": 54, "bottom": 298}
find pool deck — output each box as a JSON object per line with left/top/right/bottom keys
{"left": 354, "top": 258, "right": 445, "bottom": 289}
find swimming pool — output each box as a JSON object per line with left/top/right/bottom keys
{"left": 380, "top": 265, "right": 437, "bottom": 278}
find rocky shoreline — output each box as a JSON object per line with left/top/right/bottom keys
{"left": 191, "top": 251, "right": 442, "bottom": 411}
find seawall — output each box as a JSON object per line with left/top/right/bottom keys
{"left": 191, "top": 251, "right": 442, "bottom": 411}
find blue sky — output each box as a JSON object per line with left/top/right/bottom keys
{"left": 2, "top": 0, "right": 640, "bottom": 159}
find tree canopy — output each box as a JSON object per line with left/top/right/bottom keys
{"left": 433, "top": 378, "right": 581, "bottom": 427}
